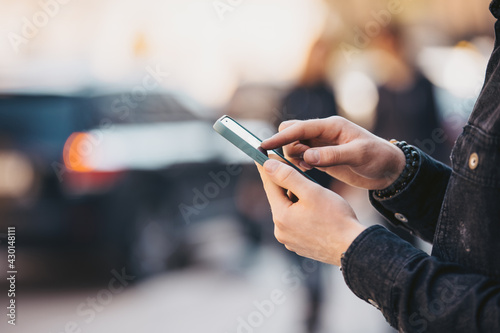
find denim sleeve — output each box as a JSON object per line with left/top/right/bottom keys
{"left": 369, "top": 148, "right": 451, "bottom": 243}
{"left": 342, "top": 225, "right": 500, "bottom": 332}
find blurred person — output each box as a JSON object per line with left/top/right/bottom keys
{"left": 228, "top": 38, "right": 339, "bottom": 332}
{"left": 371, "top": 24, "right": 451, "bottom": 164}
{"left": 254, "top": 1, "right": 500, "bottom": 332}
{"left": 276, "top": 37, "right": 339, "bottom": 333}
{"left": 370, "top": 24, "right": 450, "bottom": 246}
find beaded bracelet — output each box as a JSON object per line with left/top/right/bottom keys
{"left": 373, "top": 140, "right": 420, "bottom": 200}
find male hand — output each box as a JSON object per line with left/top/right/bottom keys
{"left": 256, "top": 158, "right": 366, "bottom": 266}
{"left": 261, "top": 116, "right": 405, "bottom": 190}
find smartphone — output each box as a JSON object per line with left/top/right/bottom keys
{"left": 213, "top": 115, "right": 317, "bottom": 183}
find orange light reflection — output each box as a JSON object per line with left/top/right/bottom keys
{"left": 63, "top": 132, "right": 95, "bottom": 173}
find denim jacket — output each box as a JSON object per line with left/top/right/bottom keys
{"left": 341, "top": 2, "right": 500, "bottom": 332}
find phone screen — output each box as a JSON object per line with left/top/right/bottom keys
{"left": 220, "top": 117, "right": 263, "bottom": 150}
{"left": 214, "top": 115, "right": 317, "bottom": 184}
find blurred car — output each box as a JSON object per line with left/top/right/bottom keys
{"left": 0, "top": 92, "right": 274, "bottom": 279}
{"left": 0, "top": 94, "right": 104, "bottom": 248}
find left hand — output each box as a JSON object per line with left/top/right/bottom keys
{"left": 256, "top": 158, "right": 366, "bottom": 266}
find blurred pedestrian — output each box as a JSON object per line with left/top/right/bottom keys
{"left": 371, "top": 24, "right": 450, "bottom": 164}
{"left": 276, "top": 37, "right": 339, "bottom": 333}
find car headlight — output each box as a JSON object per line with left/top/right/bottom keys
{"left": 0, "top": 151, "right": 35, "bottom": 199}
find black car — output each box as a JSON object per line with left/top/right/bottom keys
{"left": 0, "top": 93, "right": 252, "bottom": 280}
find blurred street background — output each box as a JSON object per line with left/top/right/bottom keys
{"left": 0, "top": 0, "right": 496, "bottom": 332}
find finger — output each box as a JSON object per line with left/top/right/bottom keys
{"left": 261, "top": 121, "right": 309, "bottom": 150}
{"left": 283, "top": 141, "right": 312, "bottom": 167}
{"left": 265, "top": 144, "right": 312, "bottom": 172}
{"left": 267, "top": 143, "right": 312, "bottom": 171}
{"left": 282, "top": 141, "right": 310, "bottom": 159}
{"left": 256, "top": 161, "right": 291, "bottom": 209}
{"left": 303, "top": 141, "right": 363, "bottom": 167}
{"left": 281, "top": 142, "right": 313, "bottom": 170}
{"left": 261, "top": 117, "right": 343, "bottom": 150}
{"left": 262, "top": 159, "right": 317, "bottom": 199}
{"left": 278, "top": 120, "right": 299, "bottom": 132}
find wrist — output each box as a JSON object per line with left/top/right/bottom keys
{"left": 336, "top": 222, "right": 366, "bottom": 266}
{"left": 375, "top": 141, "right": 420, "bottom": 199}
{"left": 380, "top": 140, "right": 406, "bottom": 189}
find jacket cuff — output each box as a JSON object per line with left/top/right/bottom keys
{"left": 369, "top": 148, "right": 451, "bottom": 243}
{"left": 341, "top": 225, "right": 427, "bottom": 328}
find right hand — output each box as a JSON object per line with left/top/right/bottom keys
{"left": 260, "top": 116, "right": 406, "bottom": 190}
{"left": 255, "top": 158, "right": 366, "bottom": 266}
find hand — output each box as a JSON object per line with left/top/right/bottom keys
{"left": 256, "top": 158, "right": 366, "bottom": 266}
{"left": 260, "top": 116, "right": 405, "bottom": 190}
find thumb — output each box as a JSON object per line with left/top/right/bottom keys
{"left": 303, "top": 142, "right": 361, "bottom": 167}
{"left": 263, "top": 159, "right": 316, "bottom": 199}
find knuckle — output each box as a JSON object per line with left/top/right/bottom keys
{"left": 355, "top": 140, "right": 371, "bottom": 164}
{"left": 301, "top": 186, "right": 321, "bottom": 204}
{"left": 273, "top": 211, "right": 288, "bottom": 229}
{"left": 279, "top": 120, "right": 295, "bottom": 132}
{"left": 325, "top": 116, "right": 345, "bottom": 128}
{"left": 329, "top": 115, "right": 345, "bottom": 125}
{"left": 276, "top": 165, "right": 295, "bottom": 184}
{"left": 284, "top": 143, "right": 304, "bottom": 159}
{"left": 274, "top": 226, "right": 286, "bottom": 244}
{"left": 282, "top": 145, "right": 293, "bottom": 157}
{"left": 337, "top": 115, "right": 351, "bottom": 126}
{"left": 323, "top": 148, "right": 339, "bottom": 164}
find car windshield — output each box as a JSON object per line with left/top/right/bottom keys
{"left": 90, "top": 93, "right": 200, "bottom": 125}
{"left": 0, "top": 96, "right": 92, "bottom": 144}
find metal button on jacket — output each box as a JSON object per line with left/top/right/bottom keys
{"left": 394, "top": 213, "right": 408, "bottom": 223}
{"left": 469, "top": 153, "right": 479, "bottom": 170}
